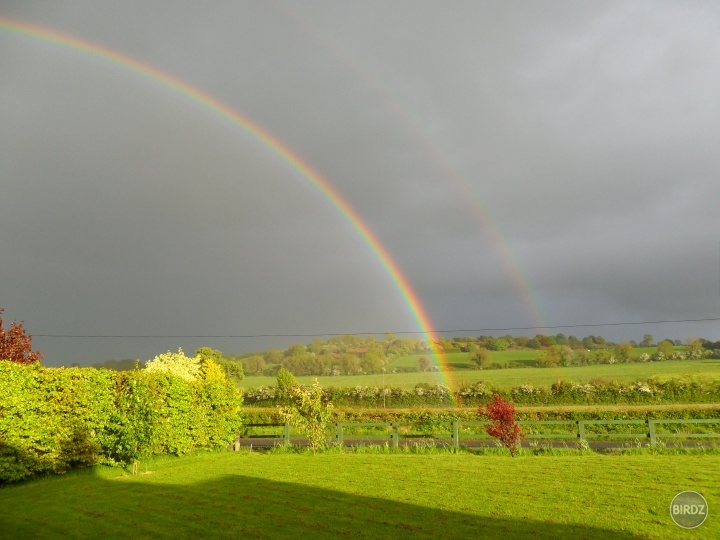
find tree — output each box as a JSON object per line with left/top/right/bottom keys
{"left": 657, "top": 340, "right": 674, "bottom": 357}
{"left": 486, "top": 337, "right": 509, "bottom": 351}
{"left": 535, "top": 334, "right": 556, "bottom": 347}
{"left": 279, "top": 379, "right": 333, "bottom": 454}
{"left": 470, "top": 348, "right": 493, "bottom": 368}
{"left": 641, "top": 334, "right": 654, "bottom": 347}
{"left": 542, "top": 345, "right": 574, "bottom": 367}
{"left": 276, "top": 367, "right": 297, "bottom": 395}
{"left": 417, "top": 356, "right": 431, "bottom": 371}
{"left": 284, "top": 343, "right": 307, "bottom": 358}
{"left": 686, "top": 337, "right": 704, "bottom": 359}
{"left": 196, "top": 347, "right": 244, "bottom": 382}
{"left": 361, "top": 349, "right": 385, "bottom": 374}
{"left": 0, "top": 308, "right": 43, "bottom": 364}
{"left": 613, "top": 343, "right": 635, "bottom": 364}
{"left": 264, "top": 348, "right": 283, "bottom": 364}
{"left": 243, "top": 355, "right": 266, "bottom": 376}
{"left": 144, "top": 348, "right": 200, "bottom": 381}
{"left": 478, "top": 395, "right": 524, "bottom": 457}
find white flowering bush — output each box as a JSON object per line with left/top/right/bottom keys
{"left": 619, "top": 381, "right": 653, "bottom": 395}
{"left": 144, "top": 348, "right": 201, "bottom": 381}
{"left": 244, "top": 386, "right": 276, "bottom": 404}
{"left": 458, "top": 382, "right": 491, "bottom": 401}
{"left": 574, "top": 383, "right": 596, "bottom": 395}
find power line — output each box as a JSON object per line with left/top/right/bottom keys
{"left": 33, "top": 316, "right": 720, "bottom": 339}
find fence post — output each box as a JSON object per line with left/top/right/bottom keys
{"left": 284, "top": 423, "right": 290, "bottom": 445}
{"left": 647, "top": 419, "right": 656, "bottom": 445}
{"left": 391, "top": 423, "right": 399, "bottom": 448}
{"left": 452, "top": 421, "right": 459, "bottom": 449}
{"left": 337, "top": 423, "right": 343, "bottom": 446}
{"left": 577, "top": 420, "right": 586, "bottom": 443}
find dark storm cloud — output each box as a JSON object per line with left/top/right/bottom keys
{"left": 2, "top": 1, "right": 719, "bottom": 365}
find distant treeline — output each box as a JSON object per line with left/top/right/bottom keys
{"left": 87, "top": 333, "right": 720, "bottom": 378}
{"left": 91, "top": 358, "right": 138, "bottom": 371}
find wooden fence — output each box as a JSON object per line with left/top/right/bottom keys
{"left": 240, "top": 419, "right": 720, "bottom": 448}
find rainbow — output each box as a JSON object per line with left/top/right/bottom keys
{"left": 0, "top": 16, "right": 456, "bottom": 389}
{"left": 274, "top": 4, "right": 549, "bottom": 327}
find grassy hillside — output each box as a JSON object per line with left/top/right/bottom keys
{"left": 238, "top": 358, "right": 720, "bottom": 390}
{"left": 387, "top": 349, "right": 545, "bottom": 369}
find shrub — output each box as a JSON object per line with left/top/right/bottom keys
{"left": 144, "top": 348, "right": 200, "bottom": 381}
{"left": 478, "top": 395, "right": 524, "bottom": 456}
{"left": 276, "top": 367, "right": 297, "bottom": 398}
{"left": 470, "top": 349, "right": 493, "bottom": 369}
{"left": 486, "top": 338, "right": 509, "bottom": 351}
{"left": 279, "top": 379, "right": 333, "bottom": 454}
{"left": 0, "top": 308, "right": 42, "bottom": 365}
{"left": 0, "top": 361, "right": 243, "bottom": 483}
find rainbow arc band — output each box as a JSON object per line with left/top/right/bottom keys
{"left": 0, "top": 15, "right": 454, "bottom": 390}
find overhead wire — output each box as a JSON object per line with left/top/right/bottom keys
{"left": 33, "top": 316, "right": 720, "bottom": 339}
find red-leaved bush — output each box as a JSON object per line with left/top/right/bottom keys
{"left": 478, "top": 394, "right": 524, "bottom": 456}
{"left": 0, "top": 308, "right": 43, "bottom": 364}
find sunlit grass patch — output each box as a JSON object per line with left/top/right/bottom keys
{"left": 1, "top": 450, "right": 718, "bottom": 539}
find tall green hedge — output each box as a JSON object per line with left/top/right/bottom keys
{"left": 0, "top": 362, "right": 243, "bottom": 483}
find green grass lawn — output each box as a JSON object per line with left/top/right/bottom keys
{"left": 239, "top": 358, "right": 720, "bottom": 390}
{"left": 1, "top": 451, "right": 717, "bottom": 538}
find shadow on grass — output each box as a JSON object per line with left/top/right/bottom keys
{"left": 1, "top": 468, "right": 637, "bottom": 539}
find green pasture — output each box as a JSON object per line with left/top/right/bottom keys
{"left": 1, "top": 451, "right": 717, "bottom": 539}
{"left": 388, "top": 350, "right": 545, "bottom": 369}
{"left": 239, "top": 358, "right": 720, "bottom": 390}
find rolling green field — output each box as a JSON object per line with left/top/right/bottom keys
{"left": 239, "top": 358, "right": 720, "bottom": 390}
{"left": 1, "top": 451, "right": 717, "bottom": 539}
{"left": 388, "top": 350, "right": 545, "bottom": 369}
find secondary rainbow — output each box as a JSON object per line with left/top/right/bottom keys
{"left": 276, "top": 4, "right": 549, "bottom": 327}
{"left": 0, "top": 16, "right": 454, "bottom": 386}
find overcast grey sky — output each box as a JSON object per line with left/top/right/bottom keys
{"left": 2, "top": 1, "right": 720, "bottom": 366}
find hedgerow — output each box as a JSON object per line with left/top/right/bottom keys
{"left": 243, "top": 377, "right": 720, "bottom": 408}
{"left": 0, "top": 361, "right": 242, "bottom": 483}
{"left": 242, "top": 404, "right": 720, "bottom": 441}
{"left": 244, "top": 404, "right": 720, "bottom": 424}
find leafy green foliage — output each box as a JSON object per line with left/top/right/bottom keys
{"left": 144, "top": 348, "right": 201, "bottom": 381}
{"left": 276, "top": 367, "right": 297, "bottom": 396}
{"left": 279, "top": 379, "right": 334, "bottom": 454}
{"left": 470, "top": 348, "right": 493, "bottom": 368}
{"left": 244, "top": 375, "right": 720, "bottom": 408}
{"left": 196, "top": 347, "right": 244, "bottom": 382}
{"left": 486, "top": 337, "right": 509, "bottom": 351}
{"left": 657, "top": 340, "right": 675, "bottom": 357}
{"left": 242, "top": 355, "right": 265, "bottom": 376}
{"left": 89, "top": 358, "right": 137, "bottom": 371}
{"left": 0, "top": 361, "right": 242, "bottom": 483}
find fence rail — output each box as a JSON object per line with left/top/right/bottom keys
{"left": 241, "top": 419, "right": 720, "bottom": 448}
